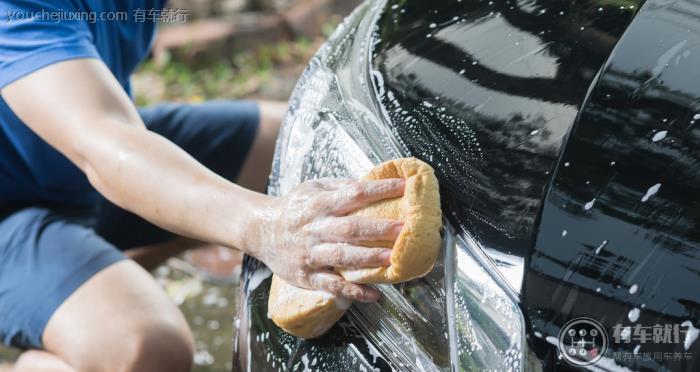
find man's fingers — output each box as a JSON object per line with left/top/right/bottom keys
{"left": 308, "top": 271, "right": 381, "bottom": 302}
{"left": 308, "top": 243, "right": 392, "bottom": 268}
{"left": 308, "top": 216, "right": 403, "bottom": 243}
{"left": 305, "top": 178, "right": 354, "bottom": 191}
{"left": 330, "top": 179, "right": 405, "bottom": 215}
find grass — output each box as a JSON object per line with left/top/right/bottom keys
{"left": 134, "top": 37, "right": 321, "bottom": 106}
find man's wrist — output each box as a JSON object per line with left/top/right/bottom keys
{"left": 230, "top": 189, "right": 275, "bottom": 260}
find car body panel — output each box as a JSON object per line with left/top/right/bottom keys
{"left": 233, "top": 0, "right": 700, "bottom": 371}
{"left": 524, "top": 0, "right": 700, "bottom": 370}
{"left": 371, "top": 0, "right": 640, "bottom": 292}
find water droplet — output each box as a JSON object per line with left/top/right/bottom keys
{"left": 693, "top": 114, "right": 700, "bottom": 120}
{"left": 429, "top": 23, "right": 437, "bottom": 29}
{"left": 629, "top": 284, "right": 638, "bottom": 294}
{"left": 633, "top": 345, "right": 641, "bottom": 355}
{"left": 652, "top": 130, "right": 667, "bottom": 142}
{"left": 458, "top": 69, "right": 465, "bottom": 75}
{"left": 621, "top": 326, "right": 632, "bottom": 341}
{"left": 595, "top": 240, "right": 608, "bottom": 255}
{"left": 208, "top": 320, "right": 220, "bottom": 330}
{"left": 564, "top": 162, "right": 570, "bottom": 167}
{"left": 681, "top": 321, "right": 699, "bottom": 351}
{"left": 584, "top": 198, "right": 596, "bottom": 210}
{"left": 641, "top": 183, "right": 661, "bottom": 202}
{"left": 426, "top": 33, "right": 432, "bottom": 38}
{"left": 596, "top": 287, "right": 601, "bottom": 293}
{"left": 610, "top": 161, "right": 616, "bottom": 166}
{"left": 598, "top": 7, "right": 603, "bottom": 11}
{"left": 628, "top": 307, "right": 640, "bottom": 322}
{"left": 530, "top": 129, "right": 539, "bottom": 135}
{"left": 193, "top": 350, "right": 215, "bottom": 365}
{"left": 472, "top": 61, "right": 478, "bottom": 65}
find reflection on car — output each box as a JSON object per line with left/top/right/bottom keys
{"left": 233, "top": 0, "right": 700, "bottom": 371}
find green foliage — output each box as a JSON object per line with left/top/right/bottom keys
{"left": 134, "top": 37, "right": 319, "bottom": 106}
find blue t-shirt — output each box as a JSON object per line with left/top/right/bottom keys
{"left": 0, "top": 0, "right": 165, "bottom": 206}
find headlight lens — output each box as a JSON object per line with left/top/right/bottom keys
{"left": 266, "top": 1, "right": 538, "bottom": 371}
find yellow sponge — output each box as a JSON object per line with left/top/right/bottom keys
{"left": 267, "top": 158, "right": 442, "bottom": 338}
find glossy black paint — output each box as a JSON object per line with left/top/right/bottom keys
{"left": 524, "top": 0, "right": 700, "bottom": 370}
{"left": 235, "top": 0, "right": 700, "bottom": 370}
{"left": 372, "top": 0, "right": 638, "bottom": 259}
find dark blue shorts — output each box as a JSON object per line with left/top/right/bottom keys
{"left": 0, "top": 100, "right": 259, "bottom": 349}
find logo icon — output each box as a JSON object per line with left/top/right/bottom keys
{"left": 558, "top": 317, "right": 608, "bottom": 366}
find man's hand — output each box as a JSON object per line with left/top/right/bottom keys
{"left": 252, "top": 178, "right": 405, "bottom": 302}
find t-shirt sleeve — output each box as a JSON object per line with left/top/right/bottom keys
{"left": 0, "top": 0, "right": 101, "bottom": 88}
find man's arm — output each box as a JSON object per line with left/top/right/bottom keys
{"left": 1, "top": 58, "right": 404, "bottom": 301}
{"left": 3, "top": 58, "right": 262, "bottom": 251}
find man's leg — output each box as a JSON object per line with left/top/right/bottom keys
{"left": 0, "top": 208, "right": 193, "bottom": 372}
{"left": 10, "top": 351, "right": 73, "bottom": 372}
{"left": 36, "top": 261, "right": 192, "bottom": 372}
{"left": 235, "top": 100, "right": 287, "bottom": 193}
{"left": 11, "top": 261, "right": 192, "bottom": 372}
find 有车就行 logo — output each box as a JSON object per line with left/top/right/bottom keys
{"left": 558, "top": 317, "right": 609, "bottom": 366}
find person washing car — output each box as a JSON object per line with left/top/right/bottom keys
{"left": 0, "top": 1, "right": 406, "bottom": 371}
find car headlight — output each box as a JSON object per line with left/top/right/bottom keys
{"left": 268, "top": 1, "right": 539, "bottom": 371}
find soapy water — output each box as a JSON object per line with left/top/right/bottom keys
{"left": 651, "top": 130, "right": 668, "bottom": 142}
{"left": 681, "top": 321, "right": 699, "bottom": 351}
{"left": 257, "top": 2, "right": 452, "bottom": 370}
{"left": 584, "top": 198, "right": 596, "bottom": 210}
{"left": 268, "top": 2, "right": 527, "bottom": 371}
{"left": 594, "top": 240, "right": 608, "bottom": 255}
{"left": 627, "top": 307, "right": 640, "bottom": 322}
{"left": 641, "top": 183, "right": 661, "bottom": 202}
{"left": 245, "top": 0, "right": 651, "bottom": 369}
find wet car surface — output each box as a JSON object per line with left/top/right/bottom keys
{"left": 233, "top": 0, "right": 700, "bottom": 371}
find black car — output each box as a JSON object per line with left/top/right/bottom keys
{"left": 233, "top": 0, "right": 700, "bottom": 370}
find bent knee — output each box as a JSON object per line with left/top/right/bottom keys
{"left": 126, "top": 319, "right": 194, "bottom": 372}
{"left": 68, "top": 318, "right": 193, "bottom": 372}
{"left": 41, "top": 260, "right": 194, "bottom": 372}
